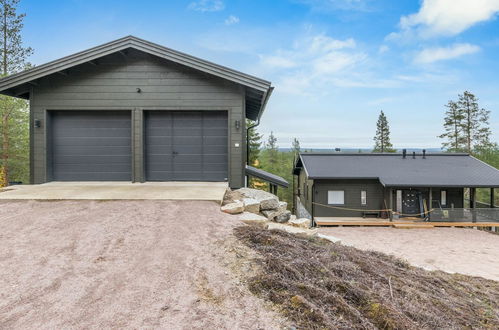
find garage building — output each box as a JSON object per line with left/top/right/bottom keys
{"left": 0, "top": 36, "right": 273, "bottom": 188}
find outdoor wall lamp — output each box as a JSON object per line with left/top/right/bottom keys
{"left": 235, "top": 120, "right": 241, "bottom": 129}
{"left": 34, "top": 119, "right": 41, "bottom": 128}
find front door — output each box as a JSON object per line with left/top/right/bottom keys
{"left": 402, "top": 190, "right": 420, "bottom": 215}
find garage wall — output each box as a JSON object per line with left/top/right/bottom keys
{"left": 30, "top": 49, "right": 246, "bottom": 187}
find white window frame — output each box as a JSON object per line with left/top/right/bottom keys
{"left": 328, "top": 190, "right": 345, "bottom": 205}
{"left": 441, "top": 190, "right": 447, "bottom": 206}
{"left": 361, "top": 190, "right": 367, "bottom": 205}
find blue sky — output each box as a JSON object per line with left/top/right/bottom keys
{"left": 20, "top": 0, "right": 499, "bottom": 148}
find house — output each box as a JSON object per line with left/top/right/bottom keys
{"left": 293, "top": 151, "right": 499, "bottom": 223}
{"left": 0, "top": 36, "right": 275, "bottom": 188}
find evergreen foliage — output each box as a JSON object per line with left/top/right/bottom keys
{"left": 373, "top": 111, "right": 395, "bottom": 152}
{"left": 0, "top": 0, "right": 32, "bottom": 184}
{"left": 439, "top": 91, "right": 491, "bottom": 153}
{"left": 246, "top": 119, "right": 262, "bottom": 167}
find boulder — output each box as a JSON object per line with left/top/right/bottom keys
{"left": 242, "top": 198, "right": 260, "bottom": 214}
{"left": 289, "top": 218, "right": 311, "bottom": 229}
{"left": 239, "top": 212, "right": 268, "bottom": 224}
{"left": 278, "top": 201, "right": 288, "bottom": 212}
{"left": 275, "top": 210, "right": 292, "bottom": 223}
{"left": 315, "top": 233, "right": 342, "bottom": 244}
{"left": 221, "top": 201, "right": 244, "bottom": 214}
{"left": 237, "top": 188, "right": 279, "bottom": 210}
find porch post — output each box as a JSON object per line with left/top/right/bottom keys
{"left": 471, "top": 187, "right": 477, "bottom": 223}
{"left": 491, "top": 188, "right": 495, "bottom": 208}
{"left": 389, "top": 188, "right": 393, "bottom": 221}
{"left": 428, "top": 187, "right": 432, "bottom": 220}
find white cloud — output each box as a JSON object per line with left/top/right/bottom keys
{"left": 224, "top": 15, "right": 239, "bottom": 25}
{"left": 258, "top": 33, "right": 374, "bottom": 94}
{"left": 188, "top": 0, "right": 224, "bottom": 12}
{"left": 378, "top": 45, "right": 389, "bottom": 54}
{"left": 414, "top": 43, "right": 480, "bottom": 63}
{"left": 394, "top": 0, "right": 499, "bottom": 38}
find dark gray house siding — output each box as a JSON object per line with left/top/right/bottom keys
{"left": 29, "top": 49, "right": 246, "bottom": 187}
{"left": 0, "top": 36, "right": 272, "bottom": 188}
{"left": 313, "top": 179, "right": 385, "bottom": 218}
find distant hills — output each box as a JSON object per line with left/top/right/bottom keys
{"left": 277, "top": 148, "right": 443, "bottom": 153}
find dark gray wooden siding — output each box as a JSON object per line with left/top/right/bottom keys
{"left": 313, "top": 179, "right": 385, "bottom": 217}
{"left": 30, "top": 49, "right": 245, "bottom": 187}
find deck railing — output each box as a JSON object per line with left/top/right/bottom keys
{"left": 430, "top": 208, "right": 499, "bottom": 223}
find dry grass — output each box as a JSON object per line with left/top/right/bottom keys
{"left": 234, "top": 225, "right": 499, "bottom": 329}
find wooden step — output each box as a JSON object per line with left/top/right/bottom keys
{"left": 392, "top": 223, "right": 434, "bottom": 229}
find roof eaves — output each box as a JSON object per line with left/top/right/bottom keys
{"left": 0, "top": 35, "right": 272, "bottom": 95}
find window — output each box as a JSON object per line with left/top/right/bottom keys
{"left": 441, "top": 190, "right": 447, "bottom": 206}
{"left": 361, "top": 190, "right": 367, "bottom": 205}
{"left": 328, "top": 190, "right": 345, "bottom": 205}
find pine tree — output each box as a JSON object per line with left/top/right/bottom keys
{"left": 0, "top": 0, "right": 33, "bottom": 184}
{"left": 439, "top": 100, "right": 465, "bottom": 152}
{"left": 373, "top": 111, "right": 395, "bottom": 152}
{"left": 458, "top": 91, "right": 491, "bottom": 153}
{"left": 291, "top": 137, "right": 300, "bottom": 157}
{"left": 246, "top": 119, "right": 262, "bottom": 167}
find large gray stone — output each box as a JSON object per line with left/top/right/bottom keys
{"left": 289, "top": 218, "right": 311, "bottom": 229}
{"left": 237, "top": 188, "right": 279, "bottom": 210}
{"left": 275, "top": 210, "right": 292, "bottom": 223}
{"left": 278, "top": 201, "right": 288, "bottom": 212}
{"left": 239, "top": 212, "right": 268, "bottom": 224}
{"left": 221, "top": 201, "right": 244, "bottom": 214}
{"left": 243, "top": 198, "right": 260, "bottom": 214}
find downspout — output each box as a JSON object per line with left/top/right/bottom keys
{"left": 246, "top": 86, "right": 274, "bottom": 167}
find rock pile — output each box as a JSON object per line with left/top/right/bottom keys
{"left": 221, "top": 187, "right": 311, "bottom": 228}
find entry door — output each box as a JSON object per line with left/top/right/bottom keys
{"left": 145, "top": 111, "right": 228, "bottom": 181}
{"left": 402, "top": 190, "right": 420, "bottom": 215}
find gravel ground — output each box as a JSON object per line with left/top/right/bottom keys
{"left": 319, "top": 227, "right": 499, "bottom": 281}
{"left": 0, "top": 200, "right": 285, "bottom": 329}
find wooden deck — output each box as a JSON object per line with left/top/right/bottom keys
{"left": 315, "top": 217, "right": 499, "bottom": 228}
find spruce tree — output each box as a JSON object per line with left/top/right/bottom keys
{"left": 373, "top": 111, "right": 395, "bottom": 152}
{"left": 246, "top": 119, "right": 262, "bottom": 167}
{"left": 458, "top": 91, "right": 491, "bottom": 153}
{"left": 439, "top": 100, "right": 465, "bottom": 152}
{"left": 0, "top": 0, "right": 33, "bottom": 184}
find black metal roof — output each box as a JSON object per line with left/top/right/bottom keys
{"left": 246, "top": 165, "right": 289, "bottom": 188}
{"left": 0, "top": 35, "right": 272, "bottom": 121}
{"left": 295, "top": 153, "right": 499, "bottom": 187}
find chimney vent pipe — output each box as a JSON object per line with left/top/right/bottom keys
{"left": 423, "top": 149, "right": 426, "bottom": 159}
{"left": 412, "top": 151, "right": 416, "bottom": 159}
{"left": 402, "top": 149, "right": 407, "bottom": 159}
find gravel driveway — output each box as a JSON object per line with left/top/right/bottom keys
{"left": 319, "top": 227, "right": 499, "bottom": 281}
{"left": 0, "top": 200, "right": 284, "bottom": 329}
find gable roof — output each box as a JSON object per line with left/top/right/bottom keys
{"left": 0, "top": 35, "right": 272, "bottom": 121}
{"left": 295, "top": 153, "right": 499, "bottom": 187}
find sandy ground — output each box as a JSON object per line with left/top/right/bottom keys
{"left": 319, "top": 227, "right": 499, "bottom": 281}
{"left": 0, "top": 200, "right": 285, "bottom": 329}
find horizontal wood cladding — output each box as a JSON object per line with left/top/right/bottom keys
{"left": 30, "top": 49, "right": 246, "bottom": 187}
{"left": 314, "top": 179, "right": 385, "bottom": 218}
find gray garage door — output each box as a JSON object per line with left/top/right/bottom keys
{"left": 145, "top": 111, "right": 228, "bottom": 181}
{"left": 50, "top": 111, "right": 132, "bottom": 181}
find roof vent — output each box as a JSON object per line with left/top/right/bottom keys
{"left": 423, "top": 149, "right": 426, "bottom": 159}
{"left": 412, "top": 151, "right": 416, "bottom": 159}
{"left": 402, "top": 149, "right": 407, "bottom": 159}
